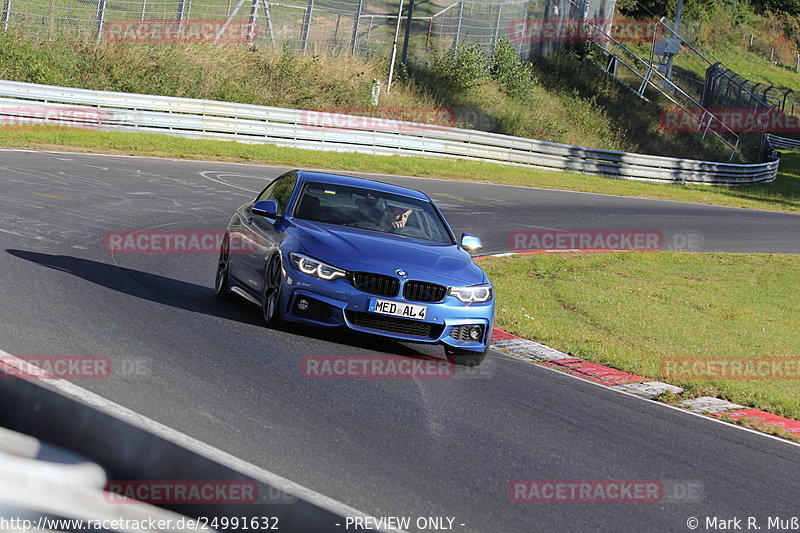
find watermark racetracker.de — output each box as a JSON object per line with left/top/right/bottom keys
{"left": 300, "top": 106, "right": 499, "bottom": 133}
{"left": 508, "top": 229, "right": 704, "bottom": 252}
{"left": 105, "top": 480, "right": 296, "bottom": 504}
{"left": 662, "top": 357, "right": 800, "bottom": 381}
{"left": 102, "top": 20, "right": 254, "bottom": 43}
{"left": 661, "top": 108, "right": 800, "bottom": 133}
{"left": 104, "top": 230, "right": 260, "bottom": 255}
{"left": 507, "top": 18, "right": 657, "bottom": 44}
{"left": 302, "top": 354, "right": 495, "bottom": 380}
{"left": 0, "top": 106, "right": 103, "bottom": 129}
{"left": 300, "top": 107, "right": 457, "bottom": 132}
{"left": 0, "top": 355, "right": 149, "bottom": 379}
{"left": 508, "top": 479, "right": 704, "bottom": 503}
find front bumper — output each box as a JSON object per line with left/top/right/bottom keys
{"left": 279, "top": 270, "right": 494, "bottom": 352}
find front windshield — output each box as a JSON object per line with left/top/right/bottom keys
{"left": 293, "top": 182, "right": 453, "bottom": 244}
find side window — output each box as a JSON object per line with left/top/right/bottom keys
{"left": 256, "top": 179, "right": 279, "bottom": 202}
{"left": 254, "top": 173, "right": 297, "bottom": 215}
{"left": 270, "top": 176, "right": 296, "bottom": 215}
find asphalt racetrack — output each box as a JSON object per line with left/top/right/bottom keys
{"left": 1, "top": 149, "right": 799, "bottom": 532}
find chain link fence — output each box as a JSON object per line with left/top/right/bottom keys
{"left": 0, "top": 0, "right": 616, "bottom": 60}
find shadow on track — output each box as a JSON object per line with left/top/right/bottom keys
{"left": 5, "top": 249, "right": 440, "bottom": 359}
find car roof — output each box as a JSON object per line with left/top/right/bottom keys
{"left": 297, "top": 171, "right": 430, "bottom": 201}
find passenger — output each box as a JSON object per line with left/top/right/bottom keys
{"left": 356, "top": 194, "right": 413, "bottom": 231}
{"left": 355, "top": 194, "right": 384, "bottom": 226}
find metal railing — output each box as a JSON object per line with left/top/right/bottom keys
{"left": 581, "top": 19, "right": 742, "bottom": 160}
{"left": 766, "top": 133, "right": 800, "bottom": 151}
{"left": 0, "top": 79, "right": 780, "bottom": 184}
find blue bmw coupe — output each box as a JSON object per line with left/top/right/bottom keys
{"left": 215, "top": 170, "right": 494, "bottom": 366}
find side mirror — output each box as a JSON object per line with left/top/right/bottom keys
{"left": 252, "top": 200, "right": 279, "bottom": 218}
{"left": 460, "top": 233, "right": 483, "bottom": 252}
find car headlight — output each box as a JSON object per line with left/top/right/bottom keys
{"left": 290, "top": 253, "right": 347, "bottom": 281}
{"left": 448, "top": 284, "right": 493, "bottom": 303}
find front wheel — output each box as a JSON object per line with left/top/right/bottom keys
{"left": 262, "top": 255, "right": 283, "bottom": 326}
{"left": 444, "top": 346, "right": 487, "bottom": 367}
{"left": 214, "top": 235, "right": 232, "bottom": 300}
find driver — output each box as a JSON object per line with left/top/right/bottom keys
{"left": 356, "top": 195, "right": 413, "bottom": 231}
{"left": 387, "top": 207, "right": 413, "bottom": 230}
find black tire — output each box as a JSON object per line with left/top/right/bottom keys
{"left": 444, "top": 345, "right": 487, "bottom": 367}
{"left": 262, "top": 255, "right": 283, "bottom": 326}
{"left": 214, "top": 235, "right": 232, "bottom": 300}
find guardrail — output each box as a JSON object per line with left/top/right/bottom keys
{"left": 0, "top": 368, "right": 351, "bottom": 531}
{"left": 766, "top": 133, "right": 800, "bottom": 151}
{"left": 0, "top": 79, "right": 780, "bottom": 185}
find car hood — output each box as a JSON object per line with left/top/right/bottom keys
{"left": 289, "top": 219, "right": 487, "bottom": 286}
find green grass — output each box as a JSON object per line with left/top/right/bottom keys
{"left": 1, "top": 126, "right": 799, "bottom": 213}
{"left": 695, "top": 46, "right": 799, "bottom": 91}
{"left": 478, "top": 252, "right": 800, "bottom": 421}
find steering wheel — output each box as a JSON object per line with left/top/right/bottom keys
{"left": 390, "top": 226, "right": 426, "bottom": 238}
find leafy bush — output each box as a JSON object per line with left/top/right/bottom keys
{"left": 431, "top": 43, "right": 489, "bottom": 90}
{"left": 489, "top": 38, "right": 535, "bottom": 99}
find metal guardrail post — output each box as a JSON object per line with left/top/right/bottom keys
{"left": 1, "top": 0, "right": 11, "bottom": 32}
{"left": 300, "top": 0, "right": 314, "bottom": 53}
{"left": 95, "top": 0, "right": 107, "bottom": 42}
{"left": 349, "top": 0, "right": 362, "bottom": 55}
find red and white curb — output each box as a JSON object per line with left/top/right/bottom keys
{"left": 490, "top": 327, "right": 800, "bottom": 439}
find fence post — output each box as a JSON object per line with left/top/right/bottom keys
{"left": 96, "top": 0, "right": 107, "bottom": 42}
{"left": 2, "top": 0, "right": 11, "bottom": 32}
{"left": 490, "top": 4, "right": 502, "bottom": 55}
{"left": 333, "top": 14, "right": 340, "bottom": 44}
{"left": 452, "top": 0, "right": 463, "bottom": 52}
{"left": 247, "top": 0, "right": 259, "bottom": 45}
{"left": 365, "top": 15, "right": 373, "bottom": 44}
{"left": 386, "top": 0, "right": 404, "bottom": 93}
{"left": 400, "top": 0, "right": 414, "bottom": 65}
{"left": 300, "top": 0, "right": 314, "bottom": 53}
{"left": 140, "top": 0, "right": 146, "bottom": 21}
{"left": 349, "top": 0, "right": 362, "bottom": 55}
{"left": 425, "top": 18, "right": 431, "bottom": 48}
{"left": 175, "top": 0, "right": 184, "bottom": 36}
{"left": 515, "top": 1, "right": 528, "bottom": 58}
{"left": 215, "top": 0, "right": 248, "bottom": 42}
{"left": 796, "top": 53, "right": 799, "bottom": 72}
{"left": 263, "top": 0, "right": 275, "bottom": 45}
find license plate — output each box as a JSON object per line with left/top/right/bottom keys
{"left": 368, "top": 299, "right": 428, "bottom": 320}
